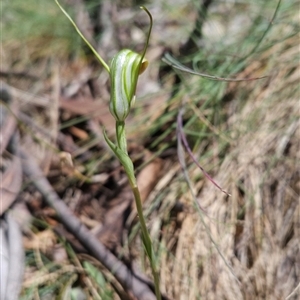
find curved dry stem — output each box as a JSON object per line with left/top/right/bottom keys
{"left": 163, "top": 53, "right": 267, "bottom": 82}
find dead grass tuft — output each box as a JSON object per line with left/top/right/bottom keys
{"left": 157, "top": 25, "right": 299, "bottom": 300}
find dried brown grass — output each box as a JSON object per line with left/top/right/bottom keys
{"left": 156, "top": 27, "right": 299, "bottom": 300}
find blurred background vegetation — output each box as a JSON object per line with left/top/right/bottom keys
{"left": 1, "top": 0, "right": 299, "bottom": 299}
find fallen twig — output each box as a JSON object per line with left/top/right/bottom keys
{"left": 21, "top": 149, "right": 157, "bottom": 300}
{"left": 3, "top": 212, "right": 25, "bottom": 300}
{"left": 0, "top": 86, "right": 18, "bottom": 155}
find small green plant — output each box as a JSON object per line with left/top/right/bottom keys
{"left": 54, "top": 1, "right": 161, "bottom": 299}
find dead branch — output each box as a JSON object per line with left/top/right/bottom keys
{"left": 20, "top": 149, "right": 157, "bottom": 300}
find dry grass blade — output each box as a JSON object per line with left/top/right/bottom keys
{"left": 177, "top": 118, "right": 240, "bottom": 284}
{"left": 177, "top": 107, "right": 230, "bottom": 196}
{"left": 163, "top": 53, "right": 267, "bottom": 82}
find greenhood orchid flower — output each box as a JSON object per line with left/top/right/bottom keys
{"left": 54, "top": 2, "right": 160, "bottom": 299}
{"left": 109, "top": 49, "right": 148, "bottom": 121}
{"left": 108, "top": 6, "right": 152, "bottom": 122}
{"left": 55, "top": 2, "right": 152, "bottom": 119}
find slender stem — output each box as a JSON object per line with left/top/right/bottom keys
{"left": 128, "top": 179, "right": 162, "bottom": 300}
{"left": 110, "top": 121, "right": 161, "bottom": 299}
{"left": 116, "top": 121, "right": 127, "bottom": 153}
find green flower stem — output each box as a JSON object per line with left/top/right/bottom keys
{"left": 116, "top": 121, "right": 127, "bottom": 153}
{"left": 131, "top": 185, "right": 161, "bottom": 300}
{"left": 103, "top": 126, "right": 161, "bottom": 300}
{"left": 54, "top": 1, "right": 160, "bottom": 298}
